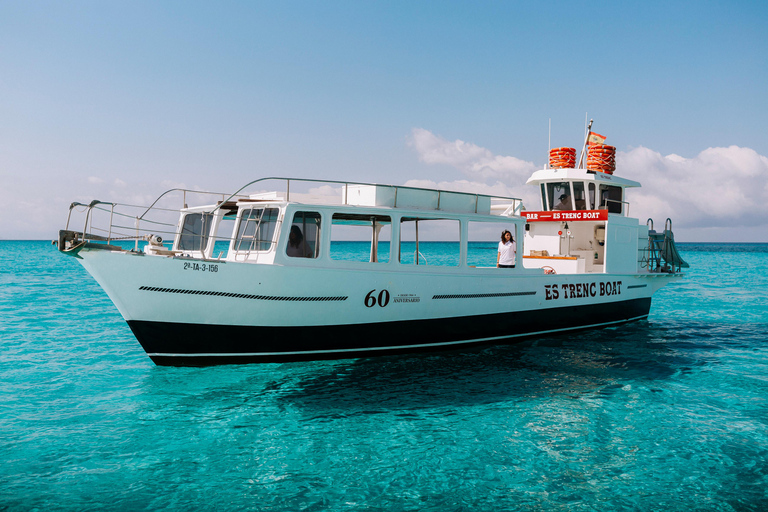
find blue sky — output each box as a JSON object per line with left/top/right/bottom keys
{"left": 2, "top": 0, "right": 767, "bottom": 241}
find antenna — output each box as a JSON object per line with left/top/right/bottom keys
{"left": 578, "top": 117, "right": 594, "bottom": 169}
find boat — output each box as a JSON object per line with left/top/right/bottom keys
{"left": 57, "top": 123, "right": 688, "bottom": 366}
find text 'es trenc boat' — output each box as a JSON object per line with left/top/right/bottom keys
{"left": 57, "top": 122, "right": 688, "bottom": 366}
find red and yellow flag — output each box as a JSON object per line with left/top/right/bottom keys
{"left": 587, "top": 132, "right": 606, "bottom": 145}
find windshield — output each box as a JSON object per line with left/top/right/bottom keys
{"left": 547, "top": 182, "right": 572, "bottom": 211}
{"left": 234, "top": 208, "right": 280, "bottom": 252}
{"left": 178, "top": 213, "right": 213, "bottom": 252}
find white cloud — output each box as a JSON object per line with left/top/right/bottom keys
{"left": 308, "top": 185, "right": 344, "bottom": 197}
{"left": 619, "top": 146, "right": 768, "bottom": 229}
{"left": 160, "top": 179, "right": 188, "bottom": 189}
{"left": 409, "top": 128, "right": 537, "bottom": 181}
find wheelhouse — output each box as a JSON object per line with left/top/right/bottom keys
{"left": 528, "top": 168, "right": 640, "bottom": 215}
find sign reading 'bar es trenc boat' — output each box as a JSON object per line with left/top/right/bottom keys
{"left": 522, "top": 209, "right": 609, "bottom": 222}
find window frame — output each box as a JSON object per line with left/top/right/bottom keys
{"left": 330, "top": 213, "right": 392, "bottom": 263}
{"left": 233, "top": 207, "right": 280, "bottom": 253}
{"left": 178, "top": 212, "right": 214, "bottom": 253}
{"left": 398, "top": 216, "right": 461, "bottom": 267}
{"left": 286, "top": 210, "right": 322, "bottom": 259}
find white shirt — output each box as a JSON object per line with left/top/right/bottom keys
{"left": 498, "top": 240, "right": 516, "bottom": 266}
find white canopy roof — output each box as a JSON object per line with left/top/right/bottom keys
{"left": 526, "top": 168, "right": 641, "bottom": 189}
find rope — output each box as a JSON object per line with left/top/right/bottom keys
{"left": 587, "top": 144, "right": 616, "bottom": 174}
{"left": 549, "top": 147, "right": 576, "bottom": 169}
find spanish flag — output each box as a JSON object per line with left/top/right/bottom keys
{"left": 587, "top": 132, "right": 606, "bottom": 145}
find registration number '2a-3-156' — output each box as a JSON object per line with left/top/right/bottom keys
{"left": 182, "top": 262, "right": 219, "bottom": 273}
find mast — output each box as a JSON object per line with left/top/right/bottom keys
{"left": 577, "top": 118, "right": 594, "bottom": 169}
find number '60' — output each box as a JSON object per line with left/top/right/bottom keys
{"left": 364, "top": 289, "right": 390, "bottom": 308}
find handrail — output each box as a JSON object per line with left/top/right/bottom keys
{"left": 138, "top": 188, "right": 243, "bottom": 220}
{"left": 206, "top": 176, "right": 524, "bottom": 215}
{"left": 603, "top": 198, "right": 630, "bottom": 215}
{"left": 62, "top": 176, "right": 526, "bottom": 256}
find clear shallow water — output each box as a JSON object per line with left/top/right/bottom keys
{"left": 1, "top": 241, "right": 767, "bottom": 511}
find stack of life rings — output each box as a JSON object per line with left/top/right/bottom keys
{"left": 587, "top": 144, "right": 616, "bottom": 174}
{"left": 549, "top": 147, "right": 576, "bottom": 169}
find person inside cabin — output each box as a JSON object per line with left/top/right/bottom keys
{"left": 497, "top": 230, "right": 516, "bottom": 268}
{"left": 554, "top": 193, "right": 571, "bottom": 211}
{"left": 287, "top": 225, "right": 310, "bottom": 258}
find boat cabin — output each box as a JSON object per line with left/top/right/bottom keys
{"left": 153, "top": 181, "right": 530, "bottom": 272}
{"left": 142, "top": 169, "right": 652, "bottom": 277}
{"left": 521, "top": 168, "right": 645, "bottom": 274}
{"left": 63, "top": 171, "right": 682, "bottom": 277}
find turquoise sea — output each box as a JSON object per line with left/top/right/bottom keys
{"left": 1, "top": 240, "right": 767, "bottom": 511}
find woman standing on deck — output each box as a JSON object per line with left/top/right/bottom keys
{"left": 497, "top": 230, "right": 516, "bottom": 268}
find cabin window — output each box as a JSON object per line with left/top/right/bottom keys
{"left": 179, "top": 213, "right": 213, "bottom": 252}
{"left": 212, "top": 213, "right": 236, "bottom": 258}
{"left": 287, "top": 211, "right": 321, "bottom": 258}
{"left": 547, "top": 182, "right": 572, "bottom": 211}
{"left": 234, "top": 208, "right": 280, "bottom": 252}
{"left": 540, "top": 184, "right": 547, "bottom": 210}
{"left": 598, "top": 185, "right": 623, "bottom": 214}
{"left": 330, "top": 214, "right": 391, "bottom": 263}
{"left": 399, "top": 218, "right": 459, "bottom": 266}
{"left": 588, "top": 183, "right": 596, "bottom": 210}
{"left": 468, "top": 221, "right": 517, "bottom": 268}
{"left": 572, "top": 182, "right": 587, "bottom": 210}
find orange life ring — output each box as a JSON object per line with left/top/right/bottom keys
{"left": 549, "top": 147, "right": 576, "bottom": 169}
{"left": 587, "top": 144, "right": 616, "bottom": 174}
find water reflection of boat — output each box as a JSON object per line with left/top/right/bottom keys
{"left": 57, "top": 124, "right": 687, "bottom": 366}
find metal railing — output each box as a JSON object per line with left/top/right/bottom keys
{"left": 603, "top": 198, "right": 630, "bottom": 215}
{"left": 62, "top": 188, "right": 244, "bottom": 253}
{"left": 642, "top": 217, "right": 688, "bottom": 273}
{"left": 60, "top": 177, "right": 526, "bottom": 255}
{"left": 209, "top": 177, "right": 524, "bottom": 216}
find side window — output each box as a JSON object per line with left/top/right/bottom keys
{"left": 179, "top": 213, "right": 213, "bottom": 252}
{"left": 287, "top": 211, "right": 321, "bottom": 258}
{"left": 540, "top": 184, "right": 547, "bottom": 210}
{"left": 588, "top": 183, "right": 596, "bottom": 210}
{"left": 468, "top": 221, "right": 517, "bottom": 268}
{"left": 399, "top": 218, "right": 459, "bottom": 266}
{"left": 331, "top": 214, "right": 391, "bottom": 263}
{"left": 212, "top": 212, "right": 236, "bottom": 258}
{"left": 235, "top": 208, "right": 279, "bottom": 252}
{"left": 599, "top": 185, "right": 623, "bottom": 214}
{"left": 572, "top": 182, "right": 587, "bottom": 210}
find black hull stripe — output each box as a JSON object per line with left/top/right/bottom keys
{"left": 127, "top": 297, "right": 652, "bottom": 366}
{"left": 433, "top": 291, "right": 536, "bottom": 299}
{"left": 139, "top": 286, "right": 347, "bottom": 302}
{"left": 148, "top": 314, "right": 647, "bottom": 358}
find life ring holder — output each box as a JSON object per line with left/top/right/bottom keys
{"left": 541, "top": 266, "right": 556, "bottom": 275}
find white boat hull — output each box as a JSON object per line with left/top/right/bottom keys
{"left": 76, "top": 246, "right": 679, "bottom": 366}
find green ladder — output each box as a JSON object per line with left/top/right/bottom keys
{"left": 647, "top": 218, "right": 689, "bottom": 273}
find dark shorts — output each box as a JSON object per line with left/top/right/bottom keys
{"left": 498, "top": 264, "right": 515, "bottom": 268}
